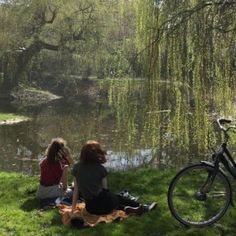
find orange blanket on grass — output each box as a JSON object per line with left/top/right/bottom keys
{"left": 58, "top": 203, "right": 128, "bottom": 227}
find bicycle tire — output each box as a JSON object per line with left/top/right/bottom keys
{"left": 168, "top": 163, "right": 231, "bottom": 227}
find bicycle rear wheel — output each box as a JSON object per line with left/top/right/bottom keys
{"left": 168, "top": 164, "right": 231, "bottom": 227}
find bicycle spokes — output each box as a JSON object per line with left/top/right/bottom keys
{"left": 168, "top": 164, "right": 231, "bottom": 226}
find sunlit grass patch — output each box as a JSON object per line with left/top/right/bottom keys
{"left": 0, "top": 113, "right": 21, "bottom": 120}
{"left": 0, "top": 169, "right": 236, "bottom": 235}
{"left": 0, "top": 113, "right": 29, "bottom": 124}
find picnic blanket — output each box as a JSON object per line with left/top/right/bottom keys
{"left": 58, "top": 202, "right": 128, "bottom": 228}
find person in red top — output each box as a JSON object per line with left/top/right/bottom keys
{"left": 36, "top": 138, "right": 74, "bottom": 200}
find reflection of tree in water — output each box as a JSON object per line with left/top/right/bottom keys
{"left": 124, "top": 0, "right": 236, "bottom": 168}
{"left": 1, "top": 79, "right": 236, "bottom": 173}
{"left": 0, "top": 121, "right": 44, "bottom": 174}
{"left": 107, "top": 78, "right": 236, "bottom": 169}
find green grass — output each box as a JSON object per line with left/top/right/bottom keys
{"left": 0, "top": 169, "right": 236, "bottom": 236}
{"left": 0, "top": 113, "right": 28, "bottom": 122}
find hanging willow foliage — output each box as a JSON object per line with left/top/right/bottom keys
{"left": 129, "top": 0, "right": 236, "bottom": 163}
{"left": 137, "top": 0, "right": 236, "bottom": 85}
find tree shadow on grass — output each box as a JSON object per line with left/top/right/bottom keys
{"left": 20, "top": 197, "right": 39, "bottom": 211}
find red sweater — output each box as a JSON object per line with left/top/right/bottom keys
{"left": 40, "top": 158, "right": 69, "bottom": 186}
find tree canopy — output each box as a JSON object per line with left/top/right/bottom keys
{"left": 0, "top": 0, "right": 140, "bottom": 92}
{"left": 1, "top": 0, "right": 236, "bottom": 93}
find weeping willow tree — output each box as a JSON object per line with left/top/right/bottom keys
{"left": 137, "top": 1, "right": 236, "bottom": 79}
{"left": 134, "top": 0, "right": 236, "bottom": 163}
{"left": 107, "top": 1, "right": 236, "bottom": 168}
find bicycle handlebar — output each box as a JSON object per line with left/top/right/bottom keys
{"left": 216, "top": 118, "right": 236, "bottom": 134}
{"left": 217, "top": 118, "right": 231, "bottom": 131}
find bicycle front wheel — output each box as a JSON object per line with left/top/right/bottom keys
{"left": 168, "top": 164, "right": 231, "bottom": 227}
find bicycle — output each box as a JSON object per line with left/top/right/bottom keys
{"left": 167, "top": 118, "right": 236, "bottom": 227}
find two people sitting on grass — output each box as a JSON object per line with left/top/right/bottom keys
{"left": 36, "top": 138, "right": 156, "bottom": 215}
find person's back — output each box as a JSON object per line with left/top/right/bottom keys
{"left": 72, "top": 161, "right": 107, "bottom": 200}
{"left": 40, "top": 157, "right": 68, "bottom": 186}
{"left": 71, "top": 140, "right": 157, "bottom": 215}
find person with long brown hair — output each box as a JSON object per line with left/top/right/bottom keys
{"left": 36, "top": 138, "right": 73, "bottom": 200}
{"left": 71, "top": 140, "right": 156, "bottom": 215}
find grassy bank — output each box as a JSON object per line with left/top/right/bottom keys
{"left": 0, "top": 113, "right": 21, "bottom": 121}
{"left": 0, "top": 169, "right": 236, "bottom": 236}
{"left": 0, "top": 113, "right": 29, "bottom": 124}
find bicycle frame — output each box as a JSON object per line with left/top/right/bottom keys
{"left": 217, "top": 143, "right": 236, "bottom": 178}
{"left": 198, "top": 118, "right": 236, "bottom": 206}
{"left": 210, "top": 118, "right": 236, "bottom": 177}
{"left": 200, "top": 161, "right": 234, "bottom": 206}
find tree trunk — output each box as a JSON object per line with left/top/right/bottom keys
{"left": 0, "top": 41, "right": 59, "bottom": 95}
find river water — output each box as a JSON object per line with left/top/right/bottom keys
{"left": 1, "top": 79, "right": 236, "bottom": 175}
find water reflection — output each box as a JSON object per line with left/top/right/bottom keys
{"left": 1, "top": 79, "right": 236, "bottom": 175}
{"left": 104, "top": 149, "right": 152, "bottom": 171}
